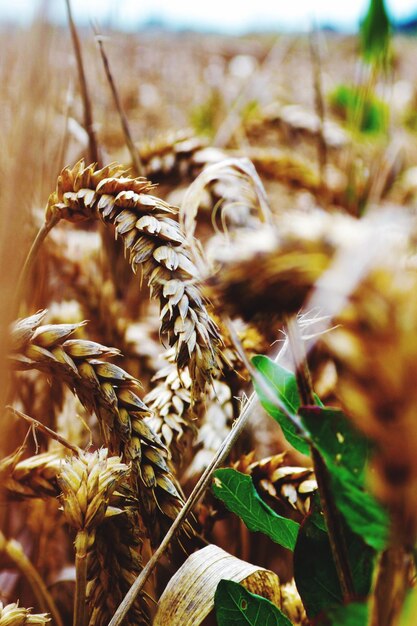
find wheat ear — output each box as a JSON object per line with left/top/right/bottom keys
{"left": 0, "top": 602, "right": 50, "bottom": 625}
{"left": 57, "top": 449, "right": 129, "bottom": 626}
{"left": 2, "top": 448, "right": 148, "bottom": 626}
{"left": 10, "top": 311, "right": 186, "bottom": 541}
{"left": 45, "top": 160, "right": 222, "bottom": 394}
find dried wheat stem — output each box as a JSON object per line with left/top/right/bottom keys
{"left": 369, "top": 547, "right": 413, "bottom": 626}
{"left": 74, "top": 530, "right": 89, "bottom": 626}
{"left": 94, "top": 29, "right": 144, "bottom": 176}
{"left": 0, "top": 531, "right": 63, "bottom": 626}
{"left": 8, "top": 407, "right": 81, "bottom": 455}
{"left": 65, "top": 0, "right": 101, "bottom": 165}
{"left": 15, "top": 215, "right": 60, "bottom": 316}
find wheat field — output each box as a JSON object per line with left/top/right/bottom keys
{"left": 2, "top": 2, "right": 417, "bottom": 625}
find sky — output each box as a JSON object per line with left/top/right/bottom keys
{"left": 1, "top": 0, "right": 417, "bottom": 33}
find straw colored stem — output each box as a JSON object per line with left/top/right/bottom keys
{"left": 94, "top": 30, "right": 144, "bottom": 176}
{"left": 74, "top": 530, "right": 89, "bottom": 626}
{"left": 1, "top": 532, "right": 64, "bottom": 626}
{"left": 15, "top": 215, "right": 60, "bottom": 316}
{"left": 65, "top": 0, "right": 101, "bottom": 166}
{"left": 369, "top": 546, "right": 413, "bottom": 626}
{"left": 8, "top": 407, "right": 82, "bottom": 455}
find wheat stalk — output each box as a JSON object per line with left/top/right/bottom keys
{"left": 0, "top": 531, "right": 62, "bottom": 626}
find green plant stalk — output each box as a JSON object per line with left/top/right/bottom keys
{"left": 4, "top": 534, "right": 64, "bottom": 626}
{"left": 286, "top": 316, "right": 355, "bottom": 603}
{"left": 74, "top": 530, "right": 89, "bottom": 626}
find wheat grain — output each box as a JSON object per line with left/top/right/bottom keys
{"left": 0, "top": 602, "right": 50, "bottom": 625}
{"left": 10, "top": 312, "right": 186, "bottom": 541}
{"left": 45, "top": 160, "right": 222, "bottom": 394}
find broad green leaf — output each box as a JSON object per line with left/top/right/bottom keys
{"left": 251, "top": 355, "right": 309, "bottom": 456}
{"left": 294, "top": 498, "right": 374, "bottom": 619}
{"left": 329, "top": 468, "right": 388, "bottom": 551}
{"left": 300, "top": 407, "right": 369, "bottom": 481}
{"left": 215, "top": 580, "right": 292, "bottom": 626}
{"left": 321, "top": 602, "right": 368, "bottom": 626}
{"left": 212, "top": 468, "right": 299, "bottom": 551}
{"left": 300, "top": 407, "right": 389, "bottom": 551}
{"left": 361, "top": 0, "right": 391, "bottom": 65}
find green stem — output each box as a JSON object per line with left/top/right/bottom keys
{"left": 286, "top": 316, "right": 355, "bottom": 603}
{"left": 74, "top": 530, "right": 89, "bottom": 626}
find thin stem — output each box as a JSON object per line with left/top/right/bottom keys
{"left": 94, "top": 29, "right": 144, "bottom": 176}
{"left": 14, "top": 215, "right": 60, "bottom": 316}
{"left": 3, "top": 533, "right": 64, "bottom": 626}
{"left": 65, "top": 0, "right": 101, "bottom": 166}
{"left": 369, "top": 546, "right": 413, "bottom": 626}
{"left": 108, "top": 390, "right": 259, "bottom": 626}
{"left": 309, "top": 29, "right": 327, "bottom": 188}
{"left": 74, "top": 530, "right": 89, "bottom": 626}
{"left": 8, "top": 407, "right": 82, "bottom": 455}
{"left": 285, "top": 315, "right": 355, "bottom": 603}
{"left": 109, "top": 330, "right": 306, "bottom": 626}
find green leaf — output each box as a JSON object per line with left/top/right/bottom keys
{"left": 321, "top": 602, "right": 368, "bottom": 626}
{"left": 300, "top": 407, "right": 369, "bottom": 481}
{"left": 294, "top": 497, "right": 374, "bottom": 619}
{"left": 215, "top": 580, "right": 293, "bottom": 626}
{"left": 251, "top": 355, "right": 310, "bottom": 456}
{"left": 328, "top": 468, "right": 388, "bottom": 551}
{"left": 212, "top": 468, "right": 299, "bottom": 551}
{"left": 361, "top": 0, "right": 391, "bottom": 65}
{"left": 300, "top": 407, "right": 389, "bottom": 551}
{"left": 329, "top": 84, "right": 389, "bottom": 135}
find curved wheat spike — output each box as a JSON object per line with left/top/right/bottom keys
{"left": 45, "top": 160, "right": 223, "bottom": 395}
{"left": 136, "top": 130, "right": 208, "bottom": 182}
{"left": 10, "top": 312, "right": 186, "bottom": 542}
